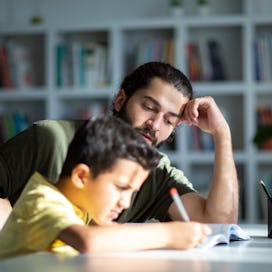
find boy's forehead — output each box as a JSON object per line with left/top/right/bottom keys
{"left": 100, "top": 159, "right": 149, "bottom": 190}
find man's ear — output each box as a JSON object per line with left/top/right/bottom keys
{"left": 71, "top": 163, "right": 91, "bottom": 189}
{"left": 114, "top": 89, "right": 126, "bottom": 112}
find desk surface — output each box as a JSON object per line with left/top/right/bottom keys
{"left": 1, "top": 224, "right": 272, "bottom": 272}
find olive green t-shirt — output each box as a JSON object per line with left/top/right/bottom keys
{"left": 0, "top": 119, "right": 195, "bottom": 222}
{"left": 0, "top": 119, "right": 85, "bottom": 205}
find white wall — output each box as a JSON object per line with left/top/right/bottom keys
{"left": 0, "top": 0, "right": 168, "bottom": 27}
{"left": 0, "top": 0, "right": 245, "bottom": 28}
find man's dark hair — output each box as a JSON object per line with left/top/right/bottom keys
{"left": 60, "top": 116, "right": 161, "bottom": 178}
{"left": 113, "top": 61, "right": 193, "bottom": 115}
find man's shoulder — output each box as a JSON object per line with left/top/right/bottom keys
{"left": 157, "top": 152, "right": 171, "bottom": 167}
{"left": 34, "top": 119, "right": 85, "bottom": 131}
{"left": 33, "top": 119, "right": 86, "bottom": 143}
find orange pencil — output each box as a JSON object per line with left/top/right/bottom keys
{"left": 170, "top": 187, "right": 190, "bottom": 222}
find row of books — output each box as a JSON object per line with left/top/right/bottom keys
{"left": 253, "top": 105, "right": 272, "bottom": 150}
{"left": 0, "top": 112, "right": 29, "bottom": 144}
{"left": 78, "top": 102, "right": 109, "bottom": 119}
{"left": 55, "top": 41, "right": 108, "bottom": 88}
{"left": 0, "top": 42, "right": 34, "bottom": 89}
{"left": 256, "top": 105, "right": 272, "bottom": 127}
{"left": 160, "top": 126, "right": 214, "bottom": 152}
{"left": 190, "top": 126, "right": 214, "bottom": 151}
{"left": 254, "top": 32, "right": 272, "bottom": 82}
{"left": 133, "top": 38, "right": 174, "bottom": 68}
{"left": 186, "top": 39, "right": 226, "bottom": 81}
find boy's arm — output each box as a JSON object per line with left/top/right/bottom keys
{"left": 58, "top": 222, "right": 211, "bottom": 253}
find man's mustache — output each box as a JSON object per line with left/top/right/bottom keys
{"left": 135, "top": 127, "right": 157, "bottom": 145}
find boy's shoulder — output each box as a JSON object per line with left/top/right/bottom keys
{"left": 20, "top": 172, "right": 59, "bottom": 199}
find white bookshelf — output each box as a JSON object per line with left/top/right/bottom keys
{"left": 1, "top": 0, "right": 272, "bottom": 223}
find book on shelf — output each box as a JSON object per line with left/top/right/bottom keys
{"left": 0, "top": 42, "right": 34, "bottom": 89}
{"left": 84, "top": 42, "right": 108, "bottom": 88}
{"left": 185, "top": 39, "right": 225, "bottom": 81}
{"left": 0, "top": 45, "right": 13, "bottom": 88}
{"left": 191, "top": 126, "right": 214, "bottom": 151}
{"left": 79, "top": 102, "right": 109, "bottom": 119}
{"left": 55, "top": 42, "right": 71, "bottom": 87}
{"left": 253, "top": 39, "right": 261, "bottom": 82}
{"left": 198, "top": 39, "right": 213, "bottom": 81}
{"left": 197, "top": 224, "right": 251, "bottom": 250}
{"left": 186, "top": 42, "right": 202, "bottom": 81}
{"left": 207, "top": 39, "right": 225, "bottom": 81}
{"left": 7, "top": 42, "right": 34, "bottom": 88}
{"left": 0, "top": 112, "right": 29, "bottom": 143}
{"left": 256, "top": 105, "right": 272, "bottom": 127}
{"left": 55, "top": 41, "right": 108, "bottom": 88}
{"left": 254, "top": 105, "right": 272, "bottom": 150}
{"left": 71, "top": 41, "right": 84, "bottom": 87}
{"left": 253, "top": 32, "right": 272, "bottom": 82}
{"left": 135, "top": 38, "right": 174, "bottom": 68}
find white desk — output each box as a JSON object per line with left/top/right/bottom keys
{"left": 1, "top": 224, "right": 272, "bottom": 272}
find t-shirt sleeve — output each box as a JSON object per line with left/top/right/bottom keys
{"left": 20, "top": 193, "right": 84, "bottom": 251}
{"left": 148, "top": 153, "right": 196, "bottom": 221}
{"left": 0, "top": 177, "right": 84, "bottom": 257}
{"left": 158, "top": 153, "right": 196, "bottom": 194}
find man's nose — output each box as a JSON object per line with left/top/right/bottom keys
{"left": 147, "top": 113, "right": 163, "bottom": 131}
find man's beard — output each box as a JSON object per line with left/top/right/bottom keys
{"left": 115, "top": 103, "right": 171, "bottom": 148}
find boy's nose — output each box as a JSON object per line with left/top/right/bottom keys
{"left": 118, "top": 196, "right": 131, "bottom": 210}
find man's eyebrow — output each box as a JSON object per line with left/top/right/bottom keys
{"left": 143, "top": 96, "right": 182, "bottom": 118}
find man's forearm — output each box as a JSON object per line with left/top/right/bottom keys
{"left": 0, "top": 198, "right": 12, "bottom": 229}
{"left": 206, "top": 126, "right": 239, "bottom": 223}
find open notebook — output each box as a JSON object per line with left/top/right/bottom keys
{"left": 197, "top": 224, "right": 251, "bottom": 250}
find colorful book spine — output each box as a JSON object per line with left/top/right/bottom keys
{"left": 0, "top": 46, "right": 13, "bottom": 88}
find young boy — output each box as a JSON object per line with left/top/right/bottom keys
{"left": 0, "top": 116, "right": 210, "bottom": 258}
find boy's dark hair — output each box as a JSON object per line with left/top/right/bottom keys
{"left": 60, "top": 116, "right": 161, "bottom": 178}
{"left": 113, "top": 61, "right": 193, "bottom": 115}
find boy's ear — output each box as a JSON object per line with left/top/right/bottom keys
{"left": 71, "top": 163, "right": 91, "bottom": 189}
{"left": 114, "top": 89, "right": 126, "bottom": 112}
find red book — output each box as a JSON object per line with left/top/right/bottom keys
{"left": 186, "top": 42, "right": 202, "bottom": 81}
{"left": 0, "top": 46, "right": 13, "bottom": 88}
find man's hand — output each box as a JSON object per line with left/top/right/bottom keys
{"left": 181, "top": 96, "right": 229, "bottom": 136}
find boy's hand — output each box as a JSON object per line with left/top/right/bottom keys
{"left": 167, "top": 222, "right": 212, "bottom": 249}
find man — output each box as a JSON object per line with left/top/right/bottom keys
{"left": 0, "top": 61, "right": 238, "bottom": 226}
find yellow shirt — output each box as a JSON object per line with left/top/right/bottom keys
{"left": 0, "top": 172, "right": 91, "bottom": 258}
